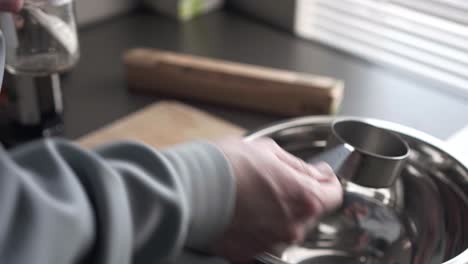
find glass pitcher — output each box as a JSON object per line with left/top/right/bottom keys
{"left": 0, "top": 0, "right": 79, "bottom": 76}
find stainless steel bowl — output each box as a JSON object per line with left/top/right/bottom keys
{"left": 246, "top": 116, "right": 468, "bottom": 264}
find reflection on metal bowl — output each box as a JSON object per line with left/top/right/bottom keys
{"left": 247, "top": 117, "right": 468, "bottom": 264}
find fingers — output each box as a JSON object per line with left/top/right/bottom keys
{"left": 266, "top": 138, "right": 336, "bottom": 182}
{"left": 276, "top": 147, "right": 307, "bottom": 173}
{"left": 276, "top": 158, "right": 343, "bottom": 220}
{"left": 252, "top": 137, "right": 343, "bottom": 214}
{"left": 214, "top": 136, "right": 343, "bottom": 262}
{"left": 313, "top": 162, "right": 342, "bottom": 206}
{"left": 305, "top": 162, "right": 337, "bottom": 182}
{"left": 301, "top": 163, "right": 343, "bottom": 213}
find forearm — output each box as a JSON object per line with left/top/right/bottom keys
{"left": 0, "top": 138, "right": 235, "bottom": 264}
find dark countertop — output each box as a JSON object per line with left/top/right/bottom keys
{"left": 62, "top": 9, "right": 468, "bottom": 141}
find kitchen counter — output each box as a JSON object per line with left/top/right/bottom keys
{"left": 62, "top": 8, "right": 468, "bottom": 140}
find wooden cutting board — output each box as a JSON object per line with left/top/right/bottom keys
{"left": 78, "top": 101, "right": 245, "bottom": 149}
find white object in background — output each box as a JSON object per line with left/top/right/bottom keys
{"left": 447, "top": 124, "right": 468, "bottom": 164}
{"left": 294, "top": 0, "right": 468, "bottom": 98}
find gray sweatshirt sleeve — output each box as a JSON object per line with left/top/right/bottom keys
{"left": 0, "top": 138, "right": 235, "bottom": 264}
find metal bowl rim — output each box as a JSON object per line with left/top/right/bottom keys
{"left": 245, "top": 115, "right": 468, "bottom": 264}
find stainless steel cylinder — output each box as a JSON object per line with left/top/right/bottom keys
{"left": 325, "top": 119, "right": 410, "bottom": 188}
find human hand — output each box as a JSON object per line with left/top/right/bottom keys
{"left": 0, "top": 0, "right": 23, "bottom": 12}
{"left": 213, "top": 137, "right": 343, "bottom": 262}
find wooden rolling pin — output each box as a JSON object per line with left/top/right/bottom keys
{"left": 123, "top": 48, "right": 344, "bottom": 116}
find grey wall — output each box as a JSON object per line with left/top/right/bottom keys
{"left": 75, "top": 0, "right": 296, "bottom": 27}
{"left": 227, "top": 0, "right": 296, "bottom": 31}
{"left": 75, "top": 0, "right": 138, "bottom": 26}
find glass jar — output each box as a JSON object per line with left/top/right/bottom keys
{"left": 0, "top": 0, "right": 79, "bottom": 76}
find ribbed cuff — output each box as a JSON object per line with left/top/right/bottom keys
{"left": 162, "top": 141, "right": 235, "bottom": 251}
